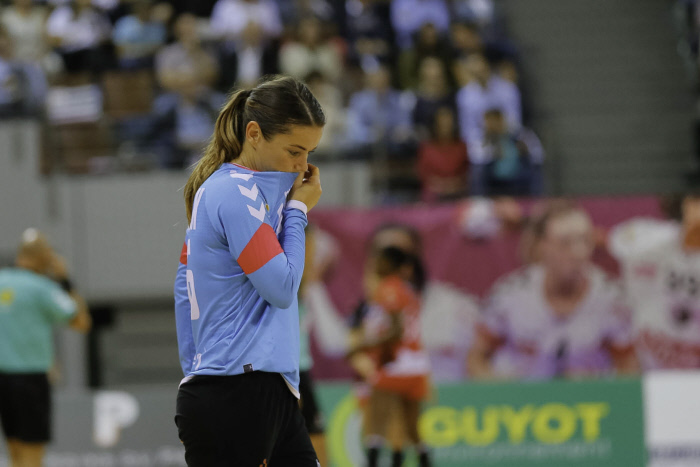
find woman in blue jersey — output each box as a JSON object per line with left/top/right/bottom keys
{"left": 174, "top": 76, "right": 325, "bottom": 467}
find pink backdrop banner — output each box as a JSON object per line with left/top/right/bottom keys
{"left": 307, "top": 196, "right": 664, "bottom": 379}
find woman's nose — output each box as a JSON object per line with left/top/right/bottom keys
{"left": 295, "top": 157, "right": 309, "bottom": 173}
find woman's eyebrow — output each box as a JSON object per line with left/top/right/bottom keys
{"left": 290, "top": 144, "right": 308, "bottom": 151}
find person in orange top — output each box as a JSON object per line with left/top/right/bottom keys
{"left": 350, "top": 246, "right": 432, "bottom": 467}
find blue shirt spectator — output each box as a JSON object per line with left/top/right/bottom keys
{"left": 346, "top": 64, "right": 415, "bottom": 153}
{"left": 390, "top": 0, "right": 450, "bottom": 49}
{"left": 0, "top": 25, "right": 46, "bottom": 119}
{"left": 344, "top": 0, "right": 394, "bottom": 63}
{"left": 148, "top": 90, "right": 225, "bottom": 168}
{"left": 456, "top": 53, "right": 521, "bottom": 164}
{"left": 112, "top": 1, "right": 170, "bottom": 69}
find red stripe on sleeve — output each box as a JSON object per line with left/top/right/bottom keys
{"left": 238, "top": 224, "right": 284, "bottom": 274}
{"left": 180, "top": 242, "right": 187, "bottom": 265}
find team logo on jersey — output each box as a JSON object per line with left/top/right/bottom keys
{"left": 0, "top": 288, "right": 13, "bottom": 306}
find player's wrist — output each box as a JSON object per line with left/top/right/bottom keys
{"left": 286, "top": 200, "right": 308, "bottom": 215}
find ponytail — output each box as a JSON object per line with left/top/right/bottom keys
{"left": 184, "top": 89, "right": 251, "bottom": 223}
{"left": 183, "top": 76, "right": 325, "bottom": 223}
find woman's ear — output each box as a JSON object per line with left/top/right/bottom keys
{"left": 245, "top": 121, "right": 261, "bottom": 147}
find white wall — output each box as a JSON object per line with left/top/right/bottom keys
{"left": 0, "top": 121, "right": 371, "bottom": 301}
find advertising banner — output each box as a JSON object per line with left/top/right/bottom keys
{"left": 0, "top": 378, "right": 656, "bottom": 467}
{"left": 319, "top": 379, "right": 646, "bottom": 467}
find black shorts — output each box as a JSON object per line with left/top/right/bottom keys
{"left": 299, "top": 370, "right": 324, "bottom": 435}
{"left": 176, "top": 371, "right": 319, "bottom": 467}
{"left": 0, "top": 372, "right": 51, "bottom": 443}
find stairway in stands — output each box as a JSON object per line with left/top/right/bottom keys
{"left": 501, "top": 0, "right": 695, "bottom": 194}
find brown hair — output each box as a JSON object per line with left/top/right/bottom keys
{"left": 520, "top": 200, "right": 583, "bottom": 263}
{"left": 184, "top": 76, "right": 326, "bottom": 222}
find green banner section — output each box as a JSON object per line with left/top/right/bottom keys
{"left": 317, "top": 378, "right": 646, "bottom": 467}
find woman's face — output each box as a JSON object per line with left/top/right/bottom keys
{"left": 538, "top": 211, "right": 594, "bottom": 281}
{"left": 251, "top": 124, "right": 323, "bottom": 173}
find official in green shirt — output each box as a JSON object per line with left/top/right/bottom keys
{"left": 0, "top": 229, "right": 91, "bottom": 467}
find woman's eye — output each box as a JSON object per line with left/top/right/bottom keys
{"left": 289, "top": 151, "right": 300, "bottom": 157}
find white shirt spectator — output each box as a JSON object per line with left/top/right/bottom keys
{"left": 46, "top": 6, "right": 111, "bottom": 53}
{"left": 210, "top": 0, "right": 282, "bottom": 40}
{"left": 47, "top": 0, "right": 120, "bottom": 11}
{"left": 1, "top": 7, "right": 47, "bottom": 61}
{"left": 456, "top": 76, "right": 521, "bottom": 164}
{"left": 390, "top": 0, "right": 450, "bottom": 49}
{"left": 279, "top": 42, "right": 342, "bottom": 82}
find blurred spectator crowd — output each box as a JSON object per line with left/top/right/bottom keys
{"left": 0, "top": 0, "right": 544, "bottom": 200}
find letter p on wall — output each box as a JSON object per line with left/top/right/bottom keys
{"left": 93, "top": 391, "right": 140, "bottom": 448}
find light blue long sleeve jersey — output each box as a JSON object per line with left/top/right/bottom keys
{"left": 173, "top": 163, "right": 307, "bottom": 394}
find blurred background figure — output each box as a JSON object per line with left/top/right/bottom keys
{"left": 411, "top": 57, "right": 455, "bottom": 139}
{"left": 346, "top": 63, "right": 415, "bottom": 159}
{"left": 299, "top": 226, "right": 329, "bottom": 467}
{"left": 467, "top": 202, "right": 638, "bottom": 380}
{"left": 112, "top": 0, "right": 171, "bottom": 70}
{"left": 456, "top": 53, "right": 521, "bottom": 169}
{"left": 1, "top": 0, "right": 63, "bottom": 77}
{"left": 217, "top": 20, "right": 278, "bottom": 90}
{"left": 479, "top": 108, "right": 543, "bottom": 196}
{"left": 397, "top": 22, "right": 452, "bottom": 91}
{"left": 344, "top": 0, "right": 394, "bottom": 65}
{"left": 610, "top": 192, "right": 700, "bottom": 370}
{"left": 151, "top": 13, "right": 222, "bottom": 168}
{"left": 279, "top": 16, "right": 342, "bottom": 83}
{"left": 304, "top": 70, "right": 347, "bottom": 158}
{"left": 390, "top": 0, "right": 450, "bottom": 50}
{"left": 0, "top": 25, "right": 47, "bottom": 119}
{"left": 209, "top": 0, "right": 282, "bottom": 44}
{"left": 46, "top": 0, "right": 113, "bottom": 74}
{"left": 417, "top": 106, "right": 468, "bottom": 202}
{"left": 0, "top": 229, "right": 90, "bottom": 467}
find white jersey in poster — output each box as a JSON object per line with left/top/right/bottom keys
{"left": 479, "top": 264, "right": 633, "bottom": 379}
{"left": 610, "top": 218, "right": 700, "bottom": 370}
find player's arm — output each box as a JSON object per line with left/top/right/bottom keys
{"left": 67, "top": 291, "right": 91, "bottom": 333}
{"left": 467, "top": 288, "right": 508, "bottom": 379}
{"left": 174, "top": 243, "right": 196, "bottom": 375}
{"left": 603, "top": 287, "right": 640, "bottom": 375}
{"left": 347, "top": 327, "right": 378, "bottom": 381}
{"left": 217, "top": 167, "right": 321, "bottom": 309}
{"left": 609, "top": 344, "right": 639, "bottom": 374}
{"left": 45, "top": 254, "right": 91, "bottom": 333}
{"left": 348, "top": 313, "right": 403, "bottom": 355}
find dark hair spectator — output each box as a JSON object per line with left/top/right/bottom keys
{"left": 304, "top": 71, "right": 346, "bottom": 157}
{"left": 390, "top": 0, "right": 450, "bottom": 50}
{"left": 209, "top": 0, "right": 282, "bottom": 43}
{"left": 217, "top": 21, "right": 279, "bottom": 91}
{"left": 345, "top": 63, "right": 416, "bottom": 159}
{"left": 0, "top": 25, "right": 47, "bottom": 119}
{"left": 1, "top": 0, "right": 62, "bottom": 77}
{"left": 344, "top": 0, "right": 395, "bottom": 64}
{"left": 155, "top": 13, "right": 218, "bottom": 93}
{"left": 112, "top": 0, "right": 171, "bottom": 70}
{"left": 279, "top": 17, "right": 343, "bottom": 83}
{"left": 397, "top": 22, "right": 453, "bottom": 90}
{"left": 46, "top": 0, "right": 114, "bottom": 73}
{"left": 417, "top": 106, "right": 468, "bottom": 202}
{"left": 455, "top": 53, "right": 521, "bottom": 166}
{"left": 412, "top": 56, "right": 455, "bottom": 139}
{"left": 478, "top": 108, "right": 543, "bottom": 196}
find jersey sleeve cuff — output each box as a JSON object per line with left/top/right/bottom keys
{"left": 286, "top": 200, "right": 308, "bottom": 215}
